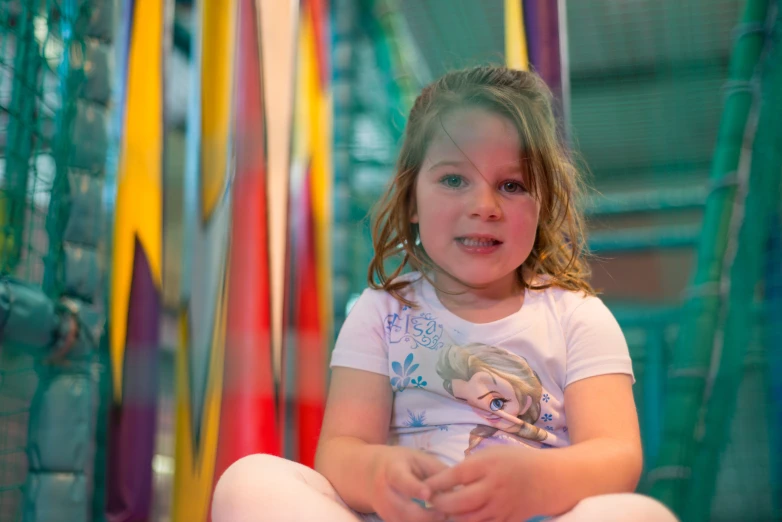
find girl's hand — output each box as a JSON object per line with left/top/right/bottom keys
{"left": 425, "top": 446, "right": 547, "bottom": 522}
{"left": 369, "top": 446, "right": 450, "bottom": 522}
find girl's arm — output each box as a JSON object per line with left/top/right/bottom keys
{"left": 314, "top": 366, "right": 393, "bottom": 513}
{"left": 535, "top": 372, "right": 643, "bottom": 514}
{"left": 315, "top": 367, "right": 447, "bottom": 520}
{"left": 542, "top": 296, "right": 643, "bottom": 510}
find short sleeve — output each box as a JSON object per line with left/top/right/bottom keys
{"left": 329, "top": 289, "right": 389, "bottom": 376}
{"left": 563, "top": 296, "right": 634, "bottom": 387}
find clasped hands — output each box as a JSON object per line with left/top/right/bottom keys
{"left": 372, "top": 446, "right": 547, "bottom": 522}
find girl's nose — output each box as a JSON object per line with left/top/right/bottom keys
{"left": 469, "top": 183, "right": 502, "bottom": 220}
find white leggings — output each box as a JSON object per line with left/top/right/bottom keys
{"left": 212, "top": 454, "right": 678, "bottom": 522}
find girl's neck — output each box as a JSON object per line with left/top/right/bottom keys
{"left": 432, "top": 271, "right": 526, "bottom": 324}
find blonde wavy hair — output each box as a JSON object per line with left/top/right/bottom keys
{"left": 368, "top": 65, "right": 594, "bottom": 306}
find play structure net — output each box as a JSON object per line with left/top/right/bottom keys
{"left": 0, "top": 0, "right": 109, "bottom": 519}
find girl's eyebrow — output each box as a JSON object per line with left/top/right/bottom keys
{"left": 477, "top": 390, "right": 500, "bottom": 399}
{"left": 427, "top": 160, "right": 523, "bottom": 175}
{"left": 428, "top": 159, "right": 467, "bottom": 171}
{"left": 499, "top": 165, "right": 524, "bottom": 174}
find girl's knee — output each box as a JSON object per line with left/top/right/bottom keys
{"left": 565, "top": 493, "right": 678, "bottom": 522}
{"left": 212, "top": 454, "right": 294, "bottom": 520}
{"left": 216, "top": 453, "right": 287, "bottom": 489}
{"left": 213, "top": 454, "right": 358, "bottom": 522}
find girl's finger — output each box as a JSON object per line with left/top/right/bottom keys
{"left": 386, "top": 489, "right": 447, "bottom": 522}
{"left": 411, "top": 452, "right": 450, "bottom": 480}
{"left": 425, "top": 460, "right": 481, "bottom": 494}
{"left": 429, "top": 480, "right": 489, "bottom": 516}
{"left": 389, "top": 463, "right": 432, "bottom": 501}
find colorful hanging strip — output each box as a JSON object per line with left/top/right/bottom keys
{"left": 308, "top": 0, "right": 333, "bottom": 417}
{"left": 522, "top": 1, "right": 564, "bottom": 126}
{"left": 214, "top": 0, "right": 279, "bottom": 490}
{"left": 188, "top": 0, "right": 235, "bottom": 450}
{"left": 259, "top": 0, "right": 297, "bottom": 393}
{"left": 283, "top": 0, "right": 310, "bottom": 464}
{"left": 285, "top": 0, "right": 332, "bottom": 467}
{"left": 172, "top": 284, "right": 228, "bottom": 522}
{"left": 172, "top": 0, "right": 236, "bottom": 518}
{"left": 290, "top": 161, "right": 323, "bottom": 467}
{"left": 106, "top": 0, "right": 163, "bottom": 518}
{"left": 504, "top": 0, "right": 529, "bottom": 71}
{"left": 307, "top": 0, "right": 333, "bottom": 360}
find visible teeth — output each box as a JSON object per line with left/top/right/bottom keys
{"left": 460, "top": 238, "right": 497, "bottom": 247}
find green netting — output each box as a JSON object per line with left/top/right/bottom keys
{"left": 571, "top": 3, "right": 780, "bottom": 521}
{"left": 0, "top": 1, "right": 94, "bottom": 519}
{"left": 0, "top": 349, "right": 37, "bottom": 522}
{"left": 2, "top": 4, "right": 50, "bottom": 284}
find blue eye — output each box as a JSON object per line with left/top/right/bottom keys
{"left": 500, "top": 181, "right": 526, "bottom": 193}
{"left": 440, "top": 175, "right": 463, "bottom": 188}
{"left": 489, "top": 398, "right": 507, "bottom": 411}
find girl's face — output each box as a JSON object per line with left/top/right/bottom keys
{"left": 412, "top": 107, "right": 540, "bottom": 293}
{"left": 451, "top": 370, "right": 532, "bottom": 432}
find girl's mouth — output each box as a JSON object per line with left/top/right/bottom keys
{"left": 456, "top": 237, "right": 503, "bottom": 253}
{"left": 456, "top": 237, "right": 502, "bottom": 247}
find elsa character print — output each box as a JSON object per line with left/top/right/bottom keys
{"left": 437, "top": 343, "right": 548, "bottom": 456}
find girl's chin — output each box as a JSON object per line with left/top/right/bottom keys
{"left": 445, "top": 273, "right": 515, "bottom": 288}
{"left": 433, "top": 265, "right": 500, "bottom": 281}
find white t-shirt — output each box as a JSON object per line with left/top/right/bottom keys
{"left": 330, "top": 272, "right": 633, "bottom": 466}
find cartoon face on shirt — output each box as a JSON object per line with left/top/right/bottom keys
{"left": 436, "top": 343, "right": 549, "bottom": 445}
{"left": 451, "top": 370, "right": 533, "bottom": 433}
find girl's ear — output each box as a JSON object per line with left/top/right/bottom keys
{"left": 409, "top": 191, "right": 419, "bottom": 223}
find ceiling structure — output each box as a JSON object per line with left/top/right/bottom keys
{"left": 396, "top": 0, "right": 741, "bottom": 191}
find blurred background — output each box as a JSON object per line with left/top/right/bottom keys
{"left": 0, "top": 0, "right": 780, "bottom": 521}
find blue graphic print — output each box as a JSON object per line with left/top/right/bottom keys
{"left": 541, "top": 413, "right": 553, "bottom": 422}
{"left": 411, "top": 376, "right": 427, "bottom": 388}
{"left": 403, "top": 410, "right": 428, "bottom": 427}
{"left": 542, "top": 393, "right": 550, "bottom": 403}
{"left": 391, "top": 353, "right": 420, "bottom": 392}
{"left": 385, "top": 311, "right": 444, "bottom": 350}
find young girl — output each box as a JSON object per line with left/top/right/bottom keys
{"left": 212, "top": 65, "right": 678, "bottom": 522}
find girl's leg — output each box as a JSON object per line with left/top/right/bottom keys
{"left": 212, "top": 453, "right": 369, "bottom": 522}
{"left": 550, "top": 493, "right": 678, "bottom": 522}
